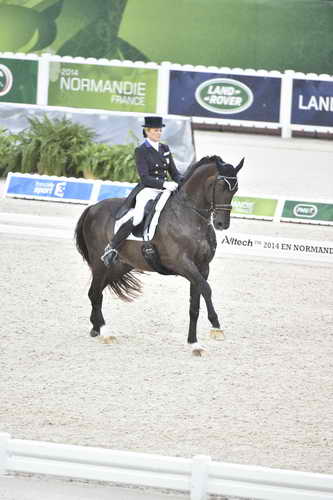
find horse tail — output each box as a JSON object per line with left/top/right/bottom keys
{"left": 75, "top": 202, "right": 143, "bottom": 301}
{"left": 75, "top": 204, "right": 142, "bottom": 300}
{"left": 107, "top": 271, "right": 143, "bottom": 302}
{"left": 75, "top": 205, "right": 91, "bottom": 266}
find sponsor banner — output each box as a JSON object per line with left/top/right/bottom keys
{"left": 218, "top": 232, "right": 333, "bottom": 264}
{"left": 168, "top": 70, "right": 281, "bottom": 122}
{"left": 48, "top": 62, "right": 158, "bottom": 113}
{"left": 0, "top": 58, "right": 38, "bottom": 104}
{"left": 97, "top": 182, "right": 134, "bottom": 201}
{"left": 5, "top": 173, "right": 93, "bottom": 203}
{"left": 282, "top": 200, "right": 333, "bottom": 223}
{"left": 232, "top": 196, "right": 277, "bottom": 218}
{"left": 291, "top": 79, "right": 333, "bottom": 127}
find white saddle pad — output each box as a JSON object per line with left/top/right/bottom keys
{"left": 114, "top": 189, "right": 171, "bottom": 241}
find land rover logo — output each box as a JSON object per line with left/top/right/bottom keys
{"left": 0, "top": 64, "right": 13, "bottom": 97}
{"left": 293, "top": 203, "right": 318, "bottom": 218}
{"left": 195, "top": 78, "right": 253, "bottom": 114}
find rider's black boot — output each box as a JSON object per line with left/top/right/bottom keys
{"left": 101, "top": 219, "right": 134, "bottom": 267}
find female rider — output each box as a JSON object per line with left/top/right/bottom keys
{"left": 101, "top": 116, "right": 183, "bottom": 266}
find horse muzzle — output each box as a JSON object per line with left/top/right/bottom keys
{"left": 212, "top": 211, "right": 231, "bottom": 230}
{"left": 211, "top": 203, "right": 232, "bottom": 230}
{"left": 213, "top": 218, "right": 230, "bottom": 230}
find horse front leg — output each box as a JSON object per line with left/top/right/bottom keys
{"left": 200, "top": 266, "right": 224, "bottom": 341}
{"left": 188, "top": 283, "right": 208, "bottom": 357}
{"left": 184, "top": 260, "right": 224, "bottom": 355}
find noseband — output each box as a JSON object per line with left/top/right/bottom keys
{"left": 211, "top": 174, "right": 238, "bottom": 216}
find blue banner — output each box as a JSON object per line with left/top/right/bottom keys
{"left": 98, "top": 183, "right": 134, "bottom": 201}
{"left": 168, "top": 71, "right": 281, "bottom": 122}
{"left": 6, "top": 174, "right": 93, "bottom": 202}
{"left": 291, "top": 79, "right": 333, "bottom": 127}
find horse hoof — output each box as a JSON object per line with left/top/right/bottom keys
{"left": 191, "top": 343, "right": 208, "bottom": 357}
{"left": 210, "top": 328, "right": 225, "bottom": 341}
{"left": 90, "top": 329, "right": 100, "bottom": 337}
{"left": 97, "top": 336, "right": 118, "bottom": 345}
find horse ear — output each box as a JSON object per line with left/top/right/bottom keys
{"left": 235, "top": 157, "right": 244, "bottom": 173}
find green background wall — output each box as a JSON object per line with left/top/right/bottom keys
{"left": 0, "top": 0, "right": 332, "bottom": 74}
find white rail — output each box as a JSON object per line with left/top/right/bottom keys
{"left": 1, "top": 433, "right": 333, "bottom": 500}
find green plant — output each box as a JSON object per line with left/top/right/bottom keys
{"left": 77, "top": 141, "right": 140, "bottom": 182}
{"left": 0, "top": 128, "right": 19, "bottom": 177}
{"left": 16, "top": 115, "right": 95, "bottom": 177}
{"left": 0, "top": 117, "right": 141, "bottom": 182}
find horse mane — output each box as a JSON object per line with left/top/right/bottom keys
{"left": 181, "top": 155, "right": 222, "bottom": 183}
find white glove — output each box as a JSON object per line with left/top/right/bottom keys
{"left": 163, "top": 181, "right": 178, "bottom": 191}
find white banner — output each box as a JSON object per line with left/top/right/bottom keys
{"left": 218, "top": 232, "right": 333, "bottom": 264}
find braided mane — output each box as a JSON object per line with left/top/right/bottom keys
{"left": 181, "top": 155, "right": 222, "bottom": 183}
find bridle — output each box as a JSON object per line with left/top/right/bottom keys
{"left": 179, "top": 173, "right": 238, "bottom": 220}
{"left": 210, "top": 174, "right": 238, "bottom": 216}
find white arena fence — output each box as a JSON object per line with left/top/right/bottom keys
{"left": 4, "top": 173, "right": 333, "bottom": 227}
{"left": 1, "top": 434, "right": 333, "bottom": 500}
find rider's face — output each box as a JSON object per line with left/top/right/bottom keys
{"left": 146, "top": 128, "right": 162, "bottom": 142}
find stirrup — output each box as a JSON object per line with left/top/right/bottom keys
{"left": 101, "top": 245, "right": 119, "bottom": 266}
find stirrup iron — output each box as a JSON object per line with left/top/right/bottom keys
{"left": 101, "top": 245, "right": 119, "bottom": 266}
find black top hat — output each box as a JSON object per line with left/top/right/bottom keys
{"left": 142, "top": 116, "right": 165, "bottom": 128}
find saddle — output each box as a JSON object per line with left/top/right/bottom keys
{"left": 113, "top": 188, "right": 171, "bottom": 242}
{"left": 113, "top": 190, "right": 176, "bottom": 275}
{"left": 131, "top": 193, "right": 163, "bottom": 239}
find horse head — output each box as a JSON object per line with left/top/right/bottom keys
{"left": 210, "top": 156, "right": 244, "bottom": 230}
{"left": 179, "top": 155, "right": 244, "bottom": 230}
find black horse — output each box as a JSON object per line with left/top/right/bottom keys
{"left": 75, "top": 155, "right": 243, "bottom": 355}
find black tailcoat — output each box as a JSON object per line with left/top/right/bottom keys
{"left": 115, "top": 140, "right": 183, "bottom": 220}
{"left": 135, "top": 140, "right": 183, "bottom": 189}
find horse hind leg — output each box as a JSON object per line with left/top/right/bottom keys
{"left": 88, "top": 268, "right": 108, "bottom": 338}
{"left": 188, "top": 283, "right": 200, "bottom": 344}
{"left": 88, "top": 262, "right": 138, "bottom": 344}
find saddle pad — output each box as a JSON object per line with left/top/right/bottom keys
{"left": 114, "top": 189, "right": 171, "bottom": 241}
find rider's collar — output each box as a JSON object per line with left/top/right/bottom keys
{"left": 145, "top": 139, "right": 160, "bottom": 151}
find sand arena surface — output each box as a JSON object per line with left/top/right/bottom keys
{"left": 0, "top": 131, "right": 333, "bottom": 500}
{"left": 0, "top": 196, "right": 332, "bottom": 478}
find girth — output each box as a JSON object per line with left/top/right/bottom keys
{"left": 141, "top": 242, "right": 177, "bottom": 276}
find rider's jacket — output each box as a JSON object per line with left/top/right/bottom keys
{"left": 135, "top": 140, "right": 183, "bottom": 189}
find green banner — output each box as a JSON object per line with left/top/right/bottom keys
{"left": 48, "top": 62, "right": 158, "bottom": 112}
{"left": 232, "top": 196, "right": 277, "bottom": 218}
{"left": 282, "top": 200, "right": 333, "bottom": 222}
{"left": 0, "top": 58, "right": 38, "bottom": 104}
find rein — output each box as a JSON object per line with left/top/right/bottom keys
{"left": 178, "top": 195, "right": 211, "bottom": 220}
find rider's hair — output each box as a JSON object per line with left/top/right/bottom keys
{"left": 143, "top": 128, "right": 148, "bottom": 138}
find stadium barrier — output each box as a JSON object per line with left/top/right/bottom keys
{"left": 1, "top": 433, "right": 333, "bottom": 500}
{"left": 4, "top": 172, "right": 333, "bottom": 226}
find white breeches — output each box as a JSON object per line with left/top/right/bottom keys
{"left": 133, "top": 187, "right": 162, "bottom": 226}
